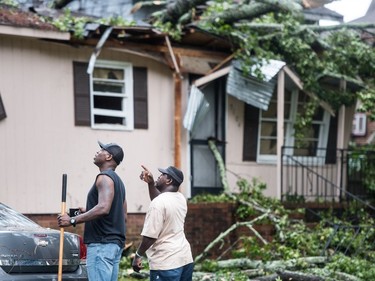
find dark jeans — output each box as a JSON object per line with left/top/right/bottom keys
{"left": 150, "top": 262, "right": 194, "bottom": 281}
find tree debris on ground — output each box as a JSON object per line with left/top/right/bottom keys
{"left": 186, "top": 140, "right": 375, "bottom": 280}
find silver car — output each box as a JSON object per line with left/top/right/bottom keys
{"left": 0, "top": 202, "right": 88, "bottom": 280}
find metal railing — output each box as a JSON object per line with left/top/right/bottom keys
{"left": 281, "top": 146, "right": 375, "bottom": 257}
{"left": 321, "top": 223, "right": 375, "bottom": 257}
{"left": 281, "top": 146, "right": 375, "bottom": 216}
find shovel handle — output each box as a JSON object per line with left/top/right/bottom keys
{"left": 58, "top": 174, "right": 67, "bottom": 281}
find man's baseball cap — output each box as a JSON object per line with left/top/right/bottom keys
{"left": 158, "top": 166, "right": 184, "bottom": 185}
{"left": 98, "top": 141, "right": 124, "bottom": 165}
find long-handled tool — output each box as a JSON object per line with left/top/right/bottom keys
{"left": 58, "top": 174, "right": 67, "bottom": 281}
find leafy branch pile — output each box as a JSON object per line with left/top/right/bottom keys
{"left": 190, "top": 180, "right": 375, "bottom": 280}
{"left": 184, "top": 141, "right": 375, "bottom": 280}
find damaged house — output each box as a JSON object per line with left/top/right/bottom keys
{"left": 0, "top": 0, "right": 374, "bottom": 246}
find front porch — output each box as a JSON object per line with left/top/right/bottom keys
{"left": 281, "top": 146, "right": 375, "bottom": 217}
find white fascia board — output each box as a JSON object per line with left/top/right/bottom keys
{"left": 0, "top": 25, "right": 70, "bottom": 40}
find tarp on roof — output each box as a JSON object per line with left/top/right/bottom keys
{"left": 226, "top": 59, "right": 286, "bottom": 111}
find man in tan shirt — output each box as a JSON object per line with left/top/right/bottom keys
{"left": 132, "top": 165, "right": 194, "bottom": 281}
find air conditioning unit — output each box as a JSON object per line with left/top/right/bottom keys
{"left": 352, "top": 112, "right": 367, "bottom": 136}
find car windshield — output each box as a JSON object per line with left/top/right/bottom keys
{"left": 0, "top": 203, "right": 39, "bottom": 228}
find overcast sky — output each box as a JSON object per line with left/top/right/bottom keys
{"left": 325, "top": 0, "right": 372, "bottom": 22}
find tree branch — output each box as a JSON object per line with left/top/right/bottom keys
{"left": 51, "top": 0, "right": 75, "bottom": 9}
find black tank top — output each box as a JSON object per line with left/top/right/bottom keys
{"left": 83, "top": 169, "right": 126, "bottom": 248}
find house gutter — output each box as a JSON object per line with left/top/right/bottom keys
{"left": 0, "top": 25, "right": 70, "bottom": 40}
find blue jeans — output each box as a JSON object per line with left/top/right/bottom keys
{"left": 86, "top": 243, "right": 123, "bottom": 281}
{"left": 150, "top": 263, "right": 194, "bottom": 281}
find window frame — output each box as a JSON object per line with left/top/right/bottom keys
{"left": 257, "top": 89, "right": 331, "bottom": 164}
{"left": 89, "top": 60, "right": 134, "bottom": 131}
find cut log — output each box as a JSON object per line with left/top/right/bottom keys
{"left": 277, "top": 270, "right": 325, "bottom": 281}
{"left": 249, "top": 274, "right": 279, "bottom": 281}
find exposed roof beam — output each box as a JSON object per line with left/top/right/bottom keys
{"left": 70, "top": 38, "right": 229, "bottom": 60}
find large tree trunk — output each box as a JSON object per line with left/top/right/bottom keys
{"left": 154, "top": 0, "right": 304, "bottom": 25}
{"left": 203, "top": 0, "right": 303, "bottom": 25}
{"left": 277, "top": 270, "right": 325, "bottom": 281}
{"left": 159, "top": 0, "right": 207, "bottom": 23}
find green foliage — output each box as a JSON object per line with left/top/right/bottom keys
{"left": 96, "top": 16, "right": 135, "bottom": 27}
{"left": 233, "top": 236, "right": 274, "bottom": 261}
{"left": 176, "top": 2, "right": 375, "bottom": 133}
{"left": 200, "top": 259, "right": 250, "bottom": 280}
{"left": 153, "top": 20, "right": 182, "bottom": 40}
{"left": 235, "top": 178, "right": 286, "bottom": 220}
{"left": 293, "top": 99, "right": 319, "bottom": 148}
{"left": 358, "top": 88, "right": 375, "bottom": 120}
{"left": 192, "top": 176, "right": 375, "bottom": 280}
{"left": 210, "top": 271, "right": 249, "bottom": 281}
{"left": 327, "top": 254, "right": 375, "bottom": 280}
{"left": 283, "top": 191, "right": 305, "bottom": 203}
{"left": 347, "top": 145, "right": 375, "bottom": 193}
{"left": 52, "top": 9, "right": 135, "bottom": 39}
{"left": 188, "top": 192, "right": 234, "bottom": 203}
{"left": 51, "top": 9, "right": 89, "bottom": 38}
{"left": 0, "top": 0, "right": 18, "bottom": 7}
{"left": 200, "top": 259, "right": 219, "bottom": 272}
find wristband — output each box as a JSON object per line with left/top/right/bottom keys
{"left": 135, "top": 251, "right": 143, "bottom": 258}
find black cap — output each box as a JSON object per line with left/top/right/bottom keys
{"left": 98, "top": 141, "right": 124, "bottom": 165}
{"left": 158, "top": 166, "right": 184, "bottom": 185}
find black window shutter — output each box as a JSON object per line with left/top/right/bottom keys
{"left": 73, "top": 62, "right": 91, "bottom": 126}
{"left": 325, "top": 115, "right": 338, "bottom": 164}
{"left": 73, "top": 63, "right": 148, "bottom": 129}
{"left": 133, "top": 67, "right": 148, "bottom": 129}
{"left": 243, "top": 104, "right": 259, "bottom": 161}
{"left": 0, "top": 93, "right": 6, "bottom": 121}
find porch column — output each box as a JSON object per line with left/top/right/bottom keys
{"left": 336, "top": 80, "right": 347, "bottom": 194}
{"left": 276, "top": 70, "right": 285, "bottom": 199}
{"left": 337, "top": 80, "right": 347, "bottom": 149}
{"left": 174, "top": 73, "right": 182, "bottom": 168}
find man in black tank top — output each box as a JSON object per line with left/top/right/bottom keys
{"left": 58, "top": 141, "right": 127, "bottom": 281}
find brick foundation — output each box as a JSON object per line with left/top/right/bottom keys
{"left": 26, "top": 202, "right": 273, "bottom": 259}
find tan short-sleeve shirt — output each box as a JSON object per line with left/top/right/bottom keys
{"left": 141, "top": 192, "right": 193, "bottom": 270}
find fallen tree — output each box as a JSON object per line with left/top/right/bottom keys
{"left": 187, "top": 140, "right": 375, "bottom": 281}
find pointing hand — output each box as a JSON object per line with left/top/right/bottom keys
{"left": 140, "top": 165, "right": 154, "bottom": 184}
